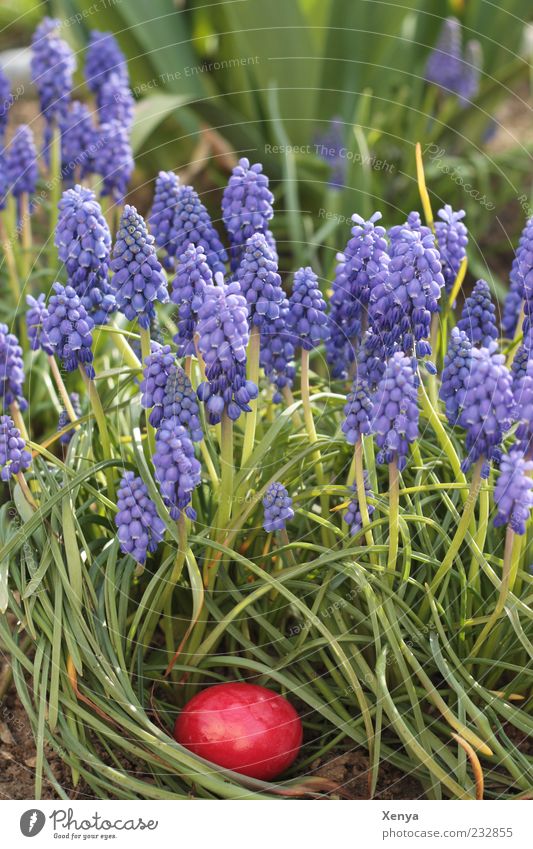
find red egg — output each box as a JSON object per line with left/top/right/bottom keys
{"left": 174, "top": 682, "right": 303, "bottom": 780}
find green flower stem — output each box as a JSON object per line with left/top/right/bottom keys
{"left": 199, "top": 439, "right": 219, "bottom": 491}
{"left": 140, "top": 326, "right": 156, "bottom": 457}
{"left": 424, "top": 458, "right": 484, "bottom": 614}
{"left": 354, "top": 438, "right": 375, "bottom": 552}
{"left": 79, "top": 365, "right": 115, "bottom": 501}
{"left": 282, "top": 384, "right": 303, "bottom": 428}
{"left": 467, "top": 481, "right": 489, "bottom": 619}
{"left": 419, "top": 377, "right": 466, "bottom": 496}
{"left": 48, "top": 356, "right": 79, "bottom": 424}
{"left": 0, "top": 215, "right": 20, "bottom": 308}
{"left": 301, "top": 348, "right": 332, "bottom": 549}
{"left": 241, "top": 325, "right": 260, "bottom": 469}
{"left": 162, "top": 514, "right": 188, "bottom": 660}
{"left": 48, "top": 124, "right": 61, "bottom": 270}
{"left": 96, "top": 324, "right": 141, "bottom": 370}
{"left": 470, "top": 527, "right": 522, "bottom": 660}
{"left": 387, "top": 459, "right": 400, "bottom": 584}
{"left": 205, "top": 412, "right": 234, "bottom": 590}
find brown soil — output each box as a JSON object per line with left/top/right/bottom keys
{"left": 310, "top": 749, "right": 424, "bottom": 800}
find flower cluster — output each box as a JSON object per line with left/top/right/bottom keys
{"left": 425, "top": 17, "right": 481, "bottom": 101}
{"left": 440, "top": 327, "right": 473, "bottom": 425}
{"left": 222, "top": 158, "right": 274, "bottom": 267}
{"left": 140, "top": 345, "right": 203, "bottom": 440}
{"left": 149, "top": 171, "right": 181, "bottom": 269}
{"left": 343, "top": 475, "right": 375, "bottom": 537}
{"left": 513, "top": 357, "right": 533, "bottom": 456}
{"left": 110, "top": 206, "right": 168, "bottom": 328}
{"left": 0, "top": 415, "right": 31, "bottom": 480}
{"left": 510, "top": 216, "right": 533, "bottom": 334}
{"left": 260, "top": 299, "right": 295, "bottom": 403}
{"left": 236, "top": 233, "right": 285, "bottom": 329}
{"left": 30, "top": 17, "right": 75, "bottom": 126}
{"left": 153, "top": 419, "right": 201, "bottom": 520}
{"left": 263, "top": 482, "right": 294, "bottom": 533}
{"left": 93, "top": 120, "right": 133, "bottom": 202}
{"left": 371, "top": 352, "right": 419, "bottom": 470}
{"left": 6, "top": 125, "right": 38, "bottom": 198}
{"left": 314, "top": 117, "right": 347, "bottom": 188}
{"left": 196, "top": 280, "right": 258, "bottom": 424}
{"left": 169, "top": 185, "right": 228, "bottom": 275}
{"left": 56, "top": 186, "right": 115, "bottom": 324}
{"left": 457, "top": 279, "right": 498, "bottom": 347}
{"left": 434, "top": 205, "right": 468, "bottom": 293}
{"left": 85, "top": 30, "right": 128, "bottom": 94}
{"left": 171, "top": 243, "right": 213, "bottom": 356}
{"left": 0, "top": 68, "right": 12, "bottom": 141}
{"left": 494, "top": 451, "right": 533, "bottom": 535}
{"left": 60, "top": 102, "right": 97, "bottom": 185}
{"left": 502, "top": 259, "right": 524, "bottom": 339}
{"left": 115, "top": 472, "right": 165, "bottom": 564}
{"left": 43, "top": 283, "right": 95, "bottom": 378}
{"left": 97, "top": 73, "right": 134, "bottom": 129}
{"left": 0, "top": 324, "right": 27, "bottom": 410}
{"left": 287, "top": 266, "right": 329, "bottom": 351}
{"left": 26, "top": 294, "right": 53, "bottom": 356}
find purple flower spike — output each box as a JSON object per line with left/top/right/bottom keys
{"left": 170, "top": 185, "right": 228, "bottom": 275}
{"left": 93, "top": 120, "right": 133, "bottom": 202}
{"left": 457, "top": 40, "right": 482, "bottom": 103}
{"left": 31, "top": 17, "right": 75, "bottom": 125}
{"left": 236, "top": 233, "right": 285, "bottom": 329}
{"left": 260, "top": 298, "right": 295, "bottom": 403}
{"left": 26, "top": 294, "right": 53, "bottom": 356}
{"left": 342, "top": 368, "right": 373, "bottom": 446}
{"left": 425, "top": 17, "right": 463, "bottom": 91}
{"left": 60, "top": 101, "right": 97, "bottom": 185}
{"left": 371, "top": 352, "right": 419, "bottom": 470}
{"left": 314, "top": 117, "right": 347, "bottom": 189}
{"left": 97, "top": 73, "right": 134, "bottom": 129}
{"left": 116, "top": 472, "right": 165, "bottom": 564}
{"left": 222, "top": 158, "right": 274, "bottom": 267}
{"left": 513, "top": 358, "right": 533, "bottom": 456}
{"left": 111, "top": 205, "right": 168, "bottom": 328}
{"left": 85, "top": 30, "right": 128, "bottom": 94}
{"left": 343, "top": 476, "right": 375, "bottom": 537}
{"left": 263, "top": 482, "right": 294, "bottom": 533}
{"left": 0, "top": 415, "right": 31, "bottom": 481}
{"left": 43, "top": 283, "right": 95, "bottom": 379}
{"left": 0, "top": 68, "right": 13, "bottom": 141}
{"left": 494, "top": 451, "right": 533, "bottom": 535}
{"left": 440, "top": 327, "right": 473, "bottom": 426}
{"left": 287, "top": 265, "right": 329, "bottom": 351}
{"left": 435, "top": 205, "right": 468, "bottom": 293}
{"left": 511, "top": 216, "right": 533, "bottom": 336}
{"left": 502, "top": 259, "right": 524, "bottom": 339}
{"left": 140, "top": 345, "right": 203, "bottom": 440}
{"left": 56, "top": 185, "right": 115, "bottom": 325}
{"left": 153, "top": 419, "right": 201, "bottom": 520}
{"left": 196, "top": 280, "right": 258, "bottom": 425}
{"left": 58, "top": 392, "right": 81, "bottom": 445}
{"left": 0, "top": 324, "right": 27, "bottom": 411}
{"left": 171, "top": 243, "right": 213, "bottom": 356}
{"left": 149, "top": 171, "right": 180, "bottom": 269}
{"left": 457, "top": 279, "right": 498, "bottom": 348}
{"left": 6, "top": 125, "right": 38, "bottom": 198}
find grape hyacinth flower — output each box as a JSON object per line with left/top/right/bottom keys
{"left": 236, "top": 233, "right": 285, "bottom": 329}
{"left": 0, "top": 415, "right": 31, "bottom": 480}
{"left": 153, "top": 419, "right": 201, "bottom": 520}
{"left": 0, "top": 323, "right": 27, "bottom": 411}
{"left": 342, "top": 372, "right": 373, "bottom": 446}
{"left": 97, "top": 73, "right": 134, "bottom": 129}
{"left": 85, "top": 30, "right": 128, "bottom": 94}
{"left": 435, "top": 205, "right": 468, "bottom": 293}
{"left": 371, "top": 352, "right": 419, "bottom": 471}
{"left": 58, "top": 392, "right": 81, "bottom": 445}
{"left": 457, "top": 279, "right": 498, "bottom": 347}
{"left": 171, "top": 243, "right": 213, "bottom": 356}
{"left": 26, "top": 294, "right": 53, "bottom": 355}
{"left": 343, "top": 476, "right": 375, "bottom": 537}
{"left": 31, "top": 18, "right": 75, "bottom": 126}
{"left": 0, "top": 150, "right": 8, "bottom": 210}
{"left": 149, "top": 171, "right": 180, "bottom": 269}
{"left": 110, "top": 205, "right": 168, "bottom": 328}
{"left": 60, "top": 101, "right": 97, "bottom": 184}
{"left": 502, "top": 259, "right": 524, "bottom": 339}
{"left": 93, "top": 120, "right": 133, "bottom": 202}
{"left": 494, "top": 451, "right": 533, "bottom": 535}
{"left": 170, "top": 185, "right": 227, "bottom": 275}
{"left": 457, "top": 40, "right": 482, "bottom": 103}
{"left": 314, "top": 117, "right": 347, "bottom": 189}
{"left": 222, "top": 158, "right": 274, "bottom": 267}
{"left": 140, "top": 345, "right": 203, "bottom": 439}
{"left": 440, "top": 327, "right": 473, "bottom": 426}
{"left": 0, "top": 67, "right": 12, "bottom": 141}
{"left": 262, "top": 482, "right": 294, "bottom": 533}
{"left": 287, "top": 266, "right": 329, "bottom": 350}
{"left": 115, "top": 472, "right": 165, "bottom": 564}
{"left": 196, "top": 280, "right": 258, "bottom": 425}
{"left": 55, "top": 185, "right": 115, "bottom": 324}
{"left": 6, "top": 125, "right": 38, "bottom": 199}
{"left": 513, "top": 358, "right": 533, "bottom": 456}
{"left": 388, "top": 211, "right": 432, "bottom": 244}
{"left": 510, "top": 216, "right": 533, "bottom": 335}
{"left": 425, "top": 17, "right": 463, "bottom": 93}
{"left": 260, "top": 298, "right": 295, "bottom": 403}
{"left": 43, "top": 283, "right": 95, "bottom": 378}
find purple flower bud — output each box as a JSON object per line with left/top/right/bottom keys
{"left": 31, "top": 17, "right": 75, "bottom": 124}
{"left": 115, "top": 471, "right": 165, "bottom": 563}
{"left": 149, "top": 171, "right": 180, "bottom": 269}
{"left": 371, "top": 352, "right": 419, "bottom": 470}
{"left": 43, "top": 282, "right": 95, "bottom": 379}
{"left": 26, "top": 294, "right": 53, "bottom": 355}
{"left": 263, "top": 482, "right": 294, "bottom": 532}
{"left": 494, "top": 450, "right": 533, "bottom": 535}
{"left": 140, "top": 345, "right": 203, "bottom": 439}
{"left": 153, "top": 419, "right": 201, "bottom": 520}
{"left": 236, "top": 233, "right": 285, "bottom": 329}
{"left": 343, "top": 475, "right": 375, "bottom": 537}
{"left": 287, "top": 265, "right": 329, "bottom": 351}
{"left": 93, "top": 120, "right": 133, "bottom": 202}
{"left": 85, "top": 30, "right": 128, "bottom": 94}
{"left": 222, "top": 158, "right": 274, "bottom": 267}
{"left": 0, "top": 324, "right": 27, "bottom": 411}
{"left": 171, "top": 243, "right": 213, "bottom": 356}
{"left": 58, "top": 392, "right": 81, "bottom": 445}
{"left": 196, "top": 280, "right": 258, "bottom": 425}
{"left": 97, "top": 73, "right": 134, "bottom": 129}
{"left": 110, "top": 205, "right": 168, "bottom": 328}
{"left": 435, "top": 205, "right": 468, "bottom": 293}
{"left": 59, "top": 101, "right": 97, "bottom": 185}
{"left": 169, "top": 184, "right": 227, "bottom": 275}
{"left": 56, "top": 185, "right": 115, "bottom": 325}
{"left": 6, "top": 125, "right": 38, "bottom": 198}
{"left": 457, "top": 279, "right": 498, "bottom": 347}
{"left": 0, "top": 415, "right": 31, "bottom": 480}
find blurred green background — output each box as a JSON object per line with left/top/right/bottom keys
{"left": 3, "top": 0, "right": 533, "bottom": 294}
